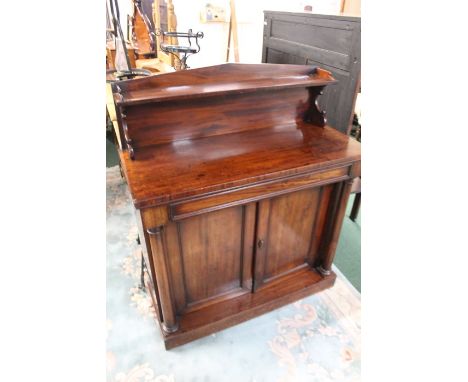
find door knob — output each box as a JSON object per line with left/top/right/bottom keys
{"left": 257, "top": 239, "right": 264, "bottom": 249}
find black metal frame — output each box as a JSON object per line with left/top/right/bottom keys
{"left": 157, "top": 29, "right": 204, "bottom": 70}
{"left": 107, "top": 0, "right": 152, "bottom": 80}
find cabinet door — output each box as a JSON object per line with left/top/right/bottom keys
{"left": 164, "top": 203, "right": 256, "bottom": 314}
{"left": 253, "top": 186, "right": 332, "bottom": 290}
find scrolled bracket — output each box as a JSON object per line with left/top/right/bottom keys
{"left": 120, "top": 107, "right": 135, "bottom": 160}
{"left": 304, "top": 87, "right": 327, "bottom": 127}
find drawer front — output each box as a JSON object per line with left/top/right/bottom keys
{"left": 170, "top": 166, "right": 350, "bottom": 221}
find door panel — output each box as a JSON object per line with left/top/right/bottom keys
{"left": 179, "top": 207, "right": 242, "bottom": 303}
{"left": 165, "top": 203, "right": 256, "bottom": 313}
{"left": 254, "top": 187, "right": 330, "bottom": 289}
{"left": 264, "top": 188, "right": 320, "bottom": 279}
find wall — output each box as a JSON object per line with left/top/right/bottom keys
{"left": 342, "top": 0, "right": 361, "bottom": 16}
{"left": 116, "top": 0, "right": 345, "bottom": 68}
{"left": 171, "top": 0, "right": 229, "bottom": 67}
{"left": 173, "top": 0, "right": 342, "bottom": 67}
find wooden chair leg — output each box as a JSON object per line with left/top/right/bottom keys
{"left": 350, "top": 192, "right": 361, "bottom": 221}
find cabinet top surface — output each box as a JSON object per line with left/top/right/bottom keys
{"left": 120, "top": 123, "right": 361, "bottom": 209}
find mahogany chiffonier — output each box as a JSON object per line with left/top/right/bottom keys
{"left": 112, "top": 63, "right": 361, "bottom": 349}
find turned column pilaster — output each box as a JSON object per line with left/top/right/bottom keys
{"left": 147, "top": 226, "right": 179, "bottom": 333}
{"left": 317, "top": 178, "right": 354, "bottom": 276}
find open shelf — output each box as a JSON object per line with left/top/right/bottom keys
{"left": 113, "top": 63, "right": 336, "bottom": 106}
{"left": 116, "top": 74, "right": 333, "bottom": 105}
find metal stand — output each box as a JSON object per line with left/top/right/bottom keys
{"left": 157, "top": 29, "right": 204, "bottom": 70}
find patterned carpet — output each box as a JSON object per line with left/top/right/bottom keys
{"left": 106, "top": 166, "right": 361, "bottom": 382}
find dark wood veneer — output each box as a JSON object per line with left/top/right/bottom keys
{"left": 115, "top": 63, "right": 361, "bottom": 349}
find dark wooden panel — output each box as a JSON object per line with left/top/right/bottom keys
{"left": 254, "top": 188, "right": 323, "bottom": 288}
{"left": 271, "top": 19, "right": 354, "bottom": 55}
{"left": 166, "top": 205, "right": 255, "bottom": 313}
{"left": 125, "top": 87, "right": 309, "bottom": 148}
{"left": 263, "top": 12, "right": 361, "bottom": 134}
{"left": 265, "top": 48, "right": 307, "bottom": 65}
{"left": 178, "top": 206, "right": 243, "bottom": 304}
{"left": 266, "top": 37, "right": 350, "bottom": 71}
{"left": 264, "top": 188, "right": 321, "bottom": 279}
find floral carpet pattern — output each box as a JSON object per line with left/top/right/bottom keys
{"left": 107, "top": 166, "right": 361, "bottom": 382}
